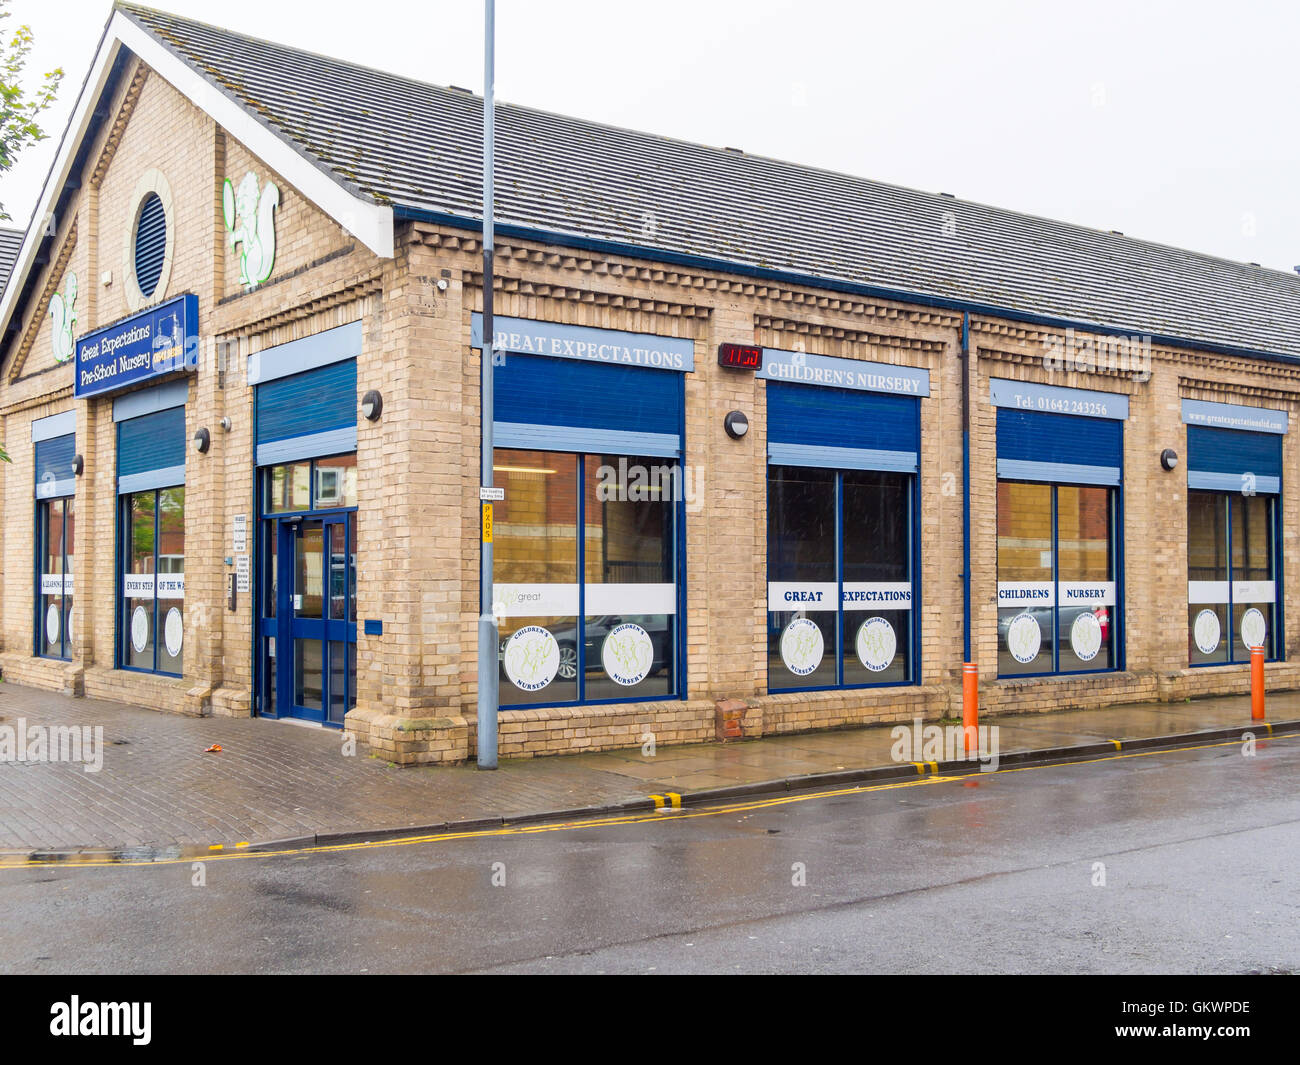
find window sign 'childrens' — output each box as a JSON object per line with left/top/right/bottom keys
{"left": 222, "top": 172, "right": 280, "bottom": 286}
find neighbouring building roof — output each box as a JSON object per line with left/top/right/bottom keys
{"left": 35, "top": 4, "right": 1300, "bottom": 361}
{"left": 0, "top": 227, "right": 23, "bottom": 297}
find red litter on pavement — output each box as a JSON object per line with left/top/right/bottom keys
{"left": 204, "top": 744, "right": 223, "bottom": 753}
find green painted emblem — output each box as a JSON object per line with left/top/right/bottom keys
{"left": 222, "top": 171, "right": 280, "bottom": 286}
{"left": 49, "top": 272, "right": 77, "bottom": 364}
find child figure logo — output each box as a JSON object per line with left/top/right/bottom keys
{"left": 602, "top": 623, "right": 654, "bottom": 686}
{"left": 49, "top": 272, "right": 77, "bottom": 363}
{"left": 223, "top": 172, "right": 280, "bottom": 286}
{"left": 503, "top": 626, "right": 560, "bottom": 691}
{"left": 1006, "top": 612, "right": 1042, "bottom": 664}
{"left": 780, "top": 617, "right": 824, "bottom": 676}
{"left": 855, "top": 616, "right": 896, "bottom": 672}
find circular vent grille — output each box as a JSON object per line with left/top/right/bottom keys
{"left": 134, "top": 192, "right": 167, "bottom": 297}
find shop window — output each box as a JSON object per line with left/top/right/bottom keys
{"left": 493, "top": 449, "right": 679, "bottom": 707}
{"left": 997, "top": 481, "right": 1117, "bottom": 676}
{"left": 767, "top": 466, "right": 915, "bottom": 691}
{"left": 121, "top": 487, "right": 185, "bottom": 675}
{"left": 37, "top": 498, "right": 75, "bottom": 660}
{"left": 1188, "top": 490, "right": 1276, "bottom": 664}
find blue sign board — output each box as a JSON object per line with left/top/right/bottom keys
{"left": 73, "top": 294, "right": 199, "bottom": 399}
{"left": 471, "top": 313, "right": 694, "bottom": 372}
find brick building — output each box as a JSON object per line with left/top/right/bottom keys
{"left": 1, "top": 3, "right": 1297, "bottom": 764}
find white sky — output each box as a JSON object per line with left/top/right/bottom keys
{"left": 3, "top": 0, "right": 1298, "bottom": 273}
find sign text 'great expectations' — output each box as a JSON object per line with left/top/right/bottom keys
{"left": 73, "top": 294, "right": 199, "bottom": 399}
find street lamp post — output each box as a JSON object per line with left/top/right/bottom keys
{"left": 477, "top": 0, "right": 499, "bottom": 769}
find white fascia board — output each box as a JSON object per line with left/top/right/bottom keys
{"left": 0, "top": 12, "right": 393, "bottom": 341}
{"left": 112, "top": 14, "right": 393, "bottom": 259}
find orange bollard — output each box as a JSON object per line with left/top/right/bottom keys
{"left": 963, "top": 662, "right": 979, "bottom": 754}
{"left": 1251, "top": 645, "right": 1265, "bottom": 721}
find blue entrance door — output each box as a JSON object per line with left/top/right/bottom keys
{"left": 262, "top": 514, "right": 356, "bottom": 725}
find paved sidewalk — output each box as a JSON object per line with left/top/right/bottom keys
{"left": 1, "top": 678, "right": 1295, "bottom": 855}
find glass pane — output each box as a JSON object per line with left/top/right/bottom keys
{"left": 314, "top": 453, "right": 357, "bottom": 509}
{"left": 296, "top": 524, "right": 324, "bottom": 618}
{"left": 39, "top": 500, "right": 64, "bottom": 657}
{"left": 63, "top": 499, "right": 75, "bottom": 657}
{"left": 1056, "top": 485, "right": 1114, "bottom": 672}
{"left": 347, "top": 642, "right": 357, "bottom": 711}
{"left": 842, "top": 471, "right": 911, "bottom": 686}
{"left": 328, "top": 641, "right": 347, "bottom": 725}
{"left": 267, "top": 462, "right": 311, "bottom": 513}
{"left": 124, "top": 492, "right": 156, "bottom": 670}
{"left": 582, "top": 454, "right": 675, "bottom": 701}
{"left": 767, "top": 466, "right": 837, "bottom": 689}
{"left": 347, "top": 515, "right": 357, "bottom": 624}
{"left": 328, "top": 522, "right": 347, "bottom": 621}
{"left": 1188, "top": 490, "right": 1229, "bottom": 665}
{"left": 493, "top": 449, "right": 578, "bottom": 706}
{"left": 156, "top": 487, "right": 185, "bottom": 675}
{"left": 264, "top": 636, "right": 278, "bottom": 716}
{"left": 1232, "top": 493, "right": 1274, "bottom": 659}
{"left": 295, "top": 640, "right": 323, "bottom": 709}
{"left": 264, "top": 521, "right": 278, "bottom": 619}
{"left": 997, "top": 481, "right": 1053, "bottom": 676}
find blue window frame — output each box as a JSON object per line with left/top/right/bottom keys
{"left": 1187, "top": 490, "right": 1280, "bottom": 666}
{"left": 996, "top": 481, "right": 1122, "bottom": 677}
{"left": 766, "top": 465, "right": 918, "bottom": 692}
{"left": 493, "top": 449, "right": 684, "bottom": 709}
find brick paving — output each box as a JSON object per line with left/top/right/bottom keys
{"left": 1, "top": 679, "right": 1295, "bottom": 853}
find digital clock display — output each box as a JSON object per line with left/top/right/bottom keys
{"left": 718, "top": 343, "right": 762, "bottom": 370}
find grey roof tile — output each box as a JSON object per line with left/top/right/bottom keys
{"left": 0, "top": 227, "right": 23, "bottom": 298}
{"left": 121, "top": 3, "right": 1300, "bottom": 358}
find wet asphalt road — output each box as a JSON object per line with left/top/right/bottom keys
{"left": 0, "top": 736, "right": 1296, "bottom": 974}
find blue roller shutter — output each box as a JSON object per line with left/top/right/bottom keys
{"left": 35, "top": 433, "right": 76, "bottom": 498}
{"left": 767, "top": 381, "right": 919, "bottom": 472}
{"left": 255, "top": 358, "right": 357, "bottom": 466}
{"left": 493, "top": 353, "right": 683, "bottom": 457}
{"left": 1186, "top": 426, "right": 1281, "bottom": 494}
{"left": 118, "top": 407, "right": 185, "bottom": 493}
{"left": 996, "top": 408, "right": 1123, "bottom": 486}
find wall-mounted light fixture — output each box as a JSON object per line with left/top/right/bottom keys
{"left": 362, "top": 389, "right": 384, "bottom": 421}
{"left": 1160, "top": 448, "right": 1179, "bottom": 471}
{"left": 192, "top": 427, "right": 211, "bottom": 454}
{"left": 724, "top": 410, "right": 750, "bottom": 440}
{"left": 72, "top": 454, "right": 85, "bottom": 476}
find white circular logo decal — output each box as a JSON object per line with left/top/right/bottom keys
{"left": 1193, "top": 609, "right": 1221, "bottom": 655}
{"left": 1240, "top": 607, "right": 1267, "bottom": 651}
{"left": 780, "top": 617, "right": 825, "bottom": 677}
{"left": 601, "top": 623, "right": 655, "bottom": 686}
{"left": 130, "top": 605, "right": 149, "bottom": 654}
{"left": 164, "top": 607, "right": 184, "bottom": 658}
{"left": 503, "top": 625, "right": 561, "bottom": 691}
{"left": 1070, "top": 611, "right": 1103, "bottom": 663}
{"left": 855, "top": 616, "right": 897, "bottom": 672}
{"left": 45, "top": 604, "right": 60, "bottom": 646}
{"left": 1006, "top": 612, "right": 1042, "bottom": 664}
